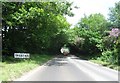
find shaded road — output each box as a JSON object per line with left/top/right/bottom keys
{"left": 15, "top": 55, "right": 119, "bottom": 81}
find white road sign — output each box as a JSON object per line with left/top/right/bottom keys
{"left": 14, "top": 53, "right": 30, "bottom": 58}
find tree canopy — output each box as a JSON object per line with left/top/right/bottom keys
{"left": 2, "top": 1, "right": 120, "bottom": 66}
{"left": 2, "top": 2, "right": 72, "bottom": 57}
{"left": 109, "top": 1, "right": 120, "bottom": 28}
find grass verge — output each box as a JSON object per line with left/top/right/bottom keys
{"left": 1, "top": 54, "right": 54, "bottom": 81}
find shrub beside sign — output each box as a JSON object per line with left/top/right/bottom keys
{"left": 14, "top": 53, "right": 30, "bottom": 58}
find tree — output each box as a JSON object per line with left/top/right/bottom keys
{"left": 71, "top": 14, "right": 109, "bottom": 54}
{"left": 77, "top": 14, "right": 109, "bottom": 33}
{"left": 109, "top": 1, "right": 120, "bottom": 28}
{"left": 2, "top": 2, "right": 72, "bottom": 59}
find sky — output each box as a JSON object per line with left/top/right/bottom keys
{"left": 66, "top": 0, "right": 119, "bottom": 28}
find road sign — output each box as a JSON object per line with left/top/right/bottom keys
{"left": 14, "top": 53, "right": 30, "bottom": 58}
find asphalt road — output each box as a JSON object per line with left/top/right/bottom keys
{"left": 15, "top": 55, "right": 119, "bottom": 81}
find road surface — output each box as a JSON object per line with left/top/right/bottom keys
{"left": 15, "top": 55, "right": 119, "bottom": 81}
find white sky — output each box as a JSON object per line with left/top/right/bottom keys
{"left": 66, "top": 0, "right": 119, "bottom": 28}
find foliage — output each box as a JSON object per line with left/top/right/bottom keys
{"left": 108, "top": 1, "right": 120, "bottom": 65}
{"left": 2, "top": 1, "right": 120, "bottom": 67}
{"left": 70, "top": 12, "right": 120, "bottom": 65}
{"left": 109, "top": 1, "right": 120, "bottom": 28}
{"left": 70, "top": 14, "right": 108, "bottom": 54}
{"left": 77, "top": 14, "right": 109, "bottom": 33}
{"left": 95, "top": 28, "right": 120, "bottom": 65}
{"left": 74, "top": 28, "right": 102, "bottom": 54}
{"left": 2, "top": 2, "right": 72, "bottom": 59}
